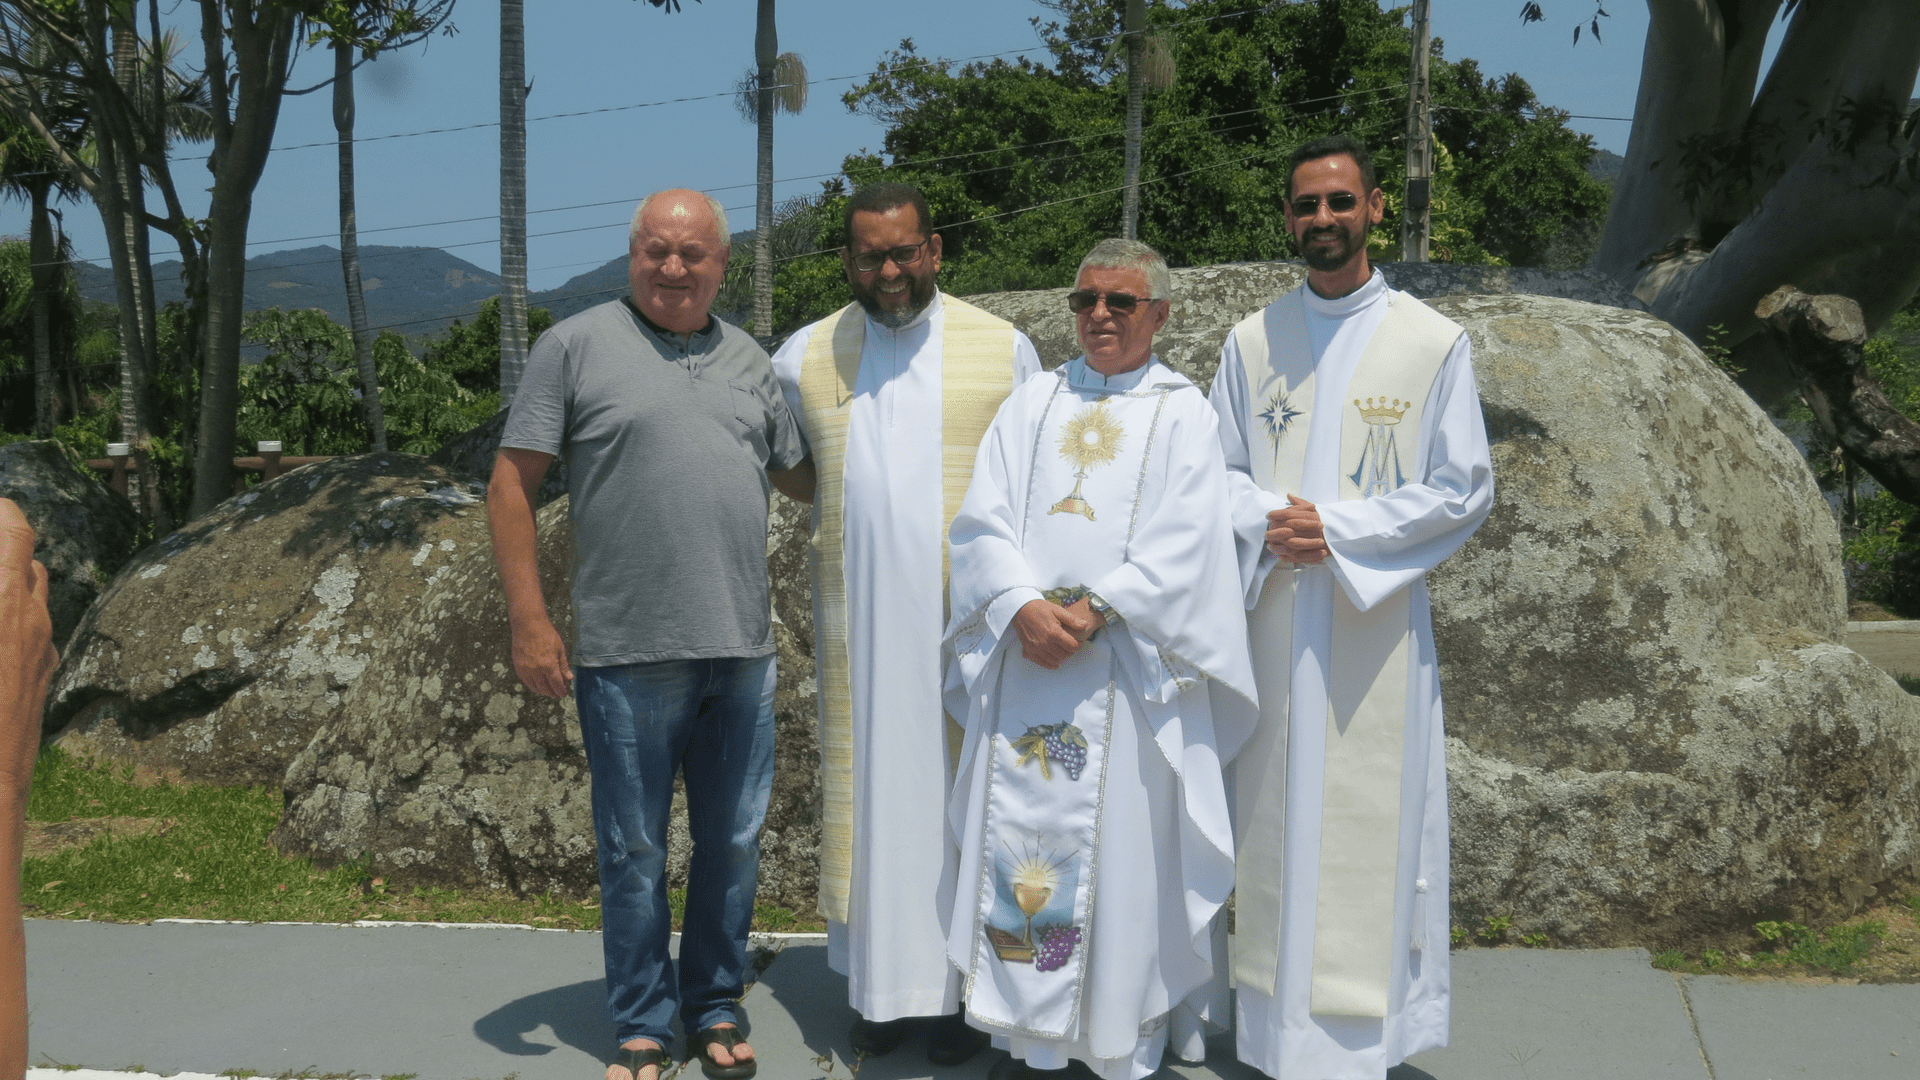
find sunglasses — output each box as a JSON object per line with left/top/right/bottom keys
{"left": 1288, "top": 192, "right": 1360, "bottom": 216}
{"left": 1067, "top": 289, "right": 1154, "bottom": 314}
{"left": 848, "top": 240, "right": 929, "bottom": 273}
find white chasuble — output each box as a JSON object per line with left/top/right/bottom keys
{"left": 772, "top": 292, "right": 1040, "bottom": 1021}
{"left": 943, "top": 358, "right": 1258, "bottom": 1080}
{"left": 1208, "top": 271, "right": 1493, "bottom": 1079}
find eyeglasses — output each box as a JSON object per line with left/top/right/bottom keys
{"left": 848, "top": 239, "right": 929, "bottom": 273}
{"left": 1288, "top": 192, "right": 1360, "bottom": 217}
{"left": 1067, "top": 289, "right": 1155, "bottom": 314}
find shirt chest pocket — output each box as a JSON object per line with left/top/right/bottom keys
{"left": 727, "top": 380, "right": 770, "bottom": 460}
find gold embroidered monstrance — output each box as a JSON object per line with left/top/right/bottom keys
{"left": 1049, "top": 399, "right": 1125, "bottom": 520}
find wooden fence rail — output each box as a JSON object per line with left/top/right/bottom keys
{"left": 85, "top": 442, "right": 336, "bottom": 497}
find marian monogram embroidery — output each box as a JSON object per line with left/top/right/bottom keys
{"left": 1348, "top": 396, "right": 1411, "bottom": 496}
{"left": 1050, "top": 399, "right": 1125, "bottom": 521}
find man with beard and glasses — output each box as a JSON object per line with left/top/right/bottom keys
{"left": 770, "top": 182, "right": 1041, "bottom": 1066}
{"left": 1208, "top": 136, "right": 1493, "bottom": 1079}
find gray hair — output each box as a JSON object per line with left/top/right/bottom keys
{"left": 1076, "top": 238, "right": 1172, "bottom": 302}
{"left": 629, "top": 190, "right": 730, "bottom": 246}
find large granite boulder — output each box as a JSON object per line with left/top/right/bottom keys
{"left": 974, "top": 265, "right": 1920, "bottom": 946}
{"left": 0, "top": 440, "right": 139, "bottom": 649}
{"left": 1421, "top": 293, "right": 1918, "bottom": 946}
{"left": 972, "top": 260, "right": 1643, "bottom": 378}
{"left": 270, "top": 497, "right": 594, "bottom": 894}
{"left": 43, "top": 453, "right": 490, "bottom": 787}
{"left": 269, "top": 490, "right": 825, "bottom": 910}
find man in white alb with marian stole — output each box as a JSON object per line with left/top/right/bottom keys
{"left": 1210, "top": 138, "right": 1493, "bottom": 1079}
{"left": 771, "top": 183, "right": 1040, "bottom": 1063}
{"left": 943, "top": 240, "right": 1257, "bottom": 1080}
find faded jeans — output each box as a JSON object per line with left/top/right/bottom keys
{"left": 574, "top": 654, "right": 778, "bottom": 1047}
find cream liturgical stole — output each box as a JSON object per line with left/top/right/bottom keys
{"left": 1229, "top": 286, "right": 1461, "bottom": 1018}
{"left": 798, "top": 296, "right": 1020, "bottom": 924}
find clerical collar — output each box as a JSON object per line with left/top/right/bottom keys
{"left": 1303, "top": 267, "right": 1388, "bottom": 318}
{"left": 623, "top": 296, "right": 715, "bottom": 342}
{"left": 1065, "top": 355, "right": 1159, "bottom": 392}
{"left": 867, "top": 289, "right": 943, "bottom": 335}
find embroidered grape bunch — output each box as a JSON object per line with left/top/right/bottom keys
{"left": 1045, "top": 726, "right": 1087, "bottom": 781}
{"left": 1033, "top": 924, "right": 1082, "bottom": 972}
{"left": 1012, "top": 723, "right": 1089, "bottom": 781}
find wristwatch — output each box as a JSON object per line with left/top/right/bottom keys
{"left": 1085, "top": 591, "right": 1120, "bottom": 628}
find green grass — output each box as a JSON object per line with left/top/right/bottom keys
{"left": 23, "top": 746, "right": 821, "bottom": 932}
{"left": 1653, "top": 918, "right": 1889, "bottom": 977}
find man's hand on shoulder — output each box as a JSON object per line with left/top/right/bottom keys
{"left": 510, "top": 614, "right": 573, "bottom": 699}
{"left": 1013, "top": 598, "right": 1095, "bottom": 670}
{"left": 1267, "top": 494, "right": 1329, "bottom": 563}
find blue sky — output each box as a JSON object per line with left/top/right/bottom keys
{"left": 0, "top": 1, "right": 1819, "bottom": 293}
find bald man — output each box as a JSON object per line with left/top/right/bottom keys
{"left": 490, "top": 189, "right": 807, "bottom": 1080}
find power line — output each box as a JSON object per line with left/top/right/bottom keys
{"left": 164, "top": 3, "right": 1299, "bottom": 165}
{"left": 31, "top": 80, "right": 1413, "bottom": 280}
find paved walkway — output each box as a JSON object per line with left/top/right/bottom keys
{"left": 21, "top": 919, "right": 1919, "bottom": 1080}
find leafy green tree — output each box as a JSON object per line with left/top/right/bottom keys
{"left": 829, "top": 0, "right": 1606, "bottom": 308}
{"left": 419, "top": 295, "right": 554, "bottom": 400}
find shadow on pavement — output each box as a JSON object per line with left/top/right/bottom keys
{"left": 1387, "top": 1065, "right": 1438, "bottom": 1080}
{"left": 474, "top": 978, "right": 619, "bottom": 1060}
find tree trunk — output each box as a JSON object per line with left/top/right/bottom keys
{"left": 1757, "top": 287, "right": 1920, "bottom": 508}
{"left": 101, "top": 3, "right": 160, "bottom": 521}
{"left": 498, "top": 0, "right": 529, "bottom": 407}
{"left": 753, "top": 0, "right": 776, "bottom": 341}
{"left": 27, "top": 180, "right": 54, "bottom": 437}
{"left": 188, "top": 0, "right": 299, "bottom": 519}
{"left": 1595, "top": 0, "right": 1920, "bottom": 413}
{"left": 335, "top": 39, "right": 385, "bottom": 451}
{"left": 1120, "top": 0, "right": 1145, "bottom": 240}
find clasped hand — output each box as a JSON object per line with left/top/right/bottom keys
{"left": 1012, "top": 597, "right": 1101, "bottom": 670}
{"left": 1266, "top": 495, "right": 1328, "bottom": 563}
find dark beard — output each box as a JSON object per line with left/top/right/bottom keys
{"left": 851, "top": 271, "right": 937, "bottom": 329}
{"left": 1300, "top": 224, "right": 1366, "bottom": 272}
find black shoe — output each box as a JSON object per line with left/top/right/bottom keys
{"left": 849, "top": 1016, "right": 912, "bottom": 1057}
{"left": 926, "top": 1011, "right": 990, "bottom": 1067}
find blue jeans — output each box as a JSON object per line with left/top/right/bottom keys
{"left": 574, "top": 654, "right": 778, "bottom": 1046}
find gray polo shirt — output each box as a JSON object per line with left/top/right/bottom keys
{"left": 500, "top": 298, "right": 806, "bottom": 666}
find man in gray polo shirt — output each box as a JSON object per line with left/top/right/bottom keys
{"left": 488, "top": 188, "right": 805, "bottom": 1080}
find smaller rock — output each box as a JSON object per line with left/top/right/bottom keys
{"left": 428, "top": 409, "right": 567, "bottom": 508}
{"left": 0, "top": 440, "right": 140, "bottom": 650}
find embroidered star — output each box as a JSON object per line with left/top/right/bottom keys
{"left": 1258, "top": 388, "right": 1304, "bottom": 466}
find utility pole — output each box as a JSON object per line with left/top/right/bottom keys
{"left": 1402, "top": 0, "right": 1432, "bottom": 262}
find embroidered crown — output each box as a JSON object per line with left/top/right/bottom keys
{"left": 1353, "top": 396, "right": 1411, "bottom": 424}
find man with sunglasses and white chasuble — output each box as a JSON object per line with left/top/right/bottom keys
{"left": 768, "top": 183, "right": 1041, "bottom": 1066}
{"left": 941, "top": 238, "right": 1258, "bottom": 1080}
{"left": 1208, "top": 137, "right": 1494, "bottom": 1079}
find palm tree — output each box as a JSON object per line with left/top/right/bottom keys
{"left": 498, "top": 0, "right": 528, "bottom": 407}
{"left": 311, "top": 1, "right": 454, "bottom": 452}
{"left": 745, "top": 0, "right": 806, "bottom": 342}
{"left": 0, "top": 31, "right": 86, "bottom": 437}
{"left": 1117, "top": 0, "right": 1172, "bottom": 241}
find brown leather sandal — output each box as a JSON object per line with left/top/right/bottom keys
{"left": 692, "top": 1025, "right": 757, "bottom": 1080}
{"left": 612, "top": 1044, "right": 668, "bottom": 1080}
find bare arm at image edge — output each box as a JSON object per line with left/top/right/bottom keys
{"left": 0, "top": 498, "right": 57, "bottom": 1080}
{"left": 488, "top": 448, "right": 573, "bottom": 699}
